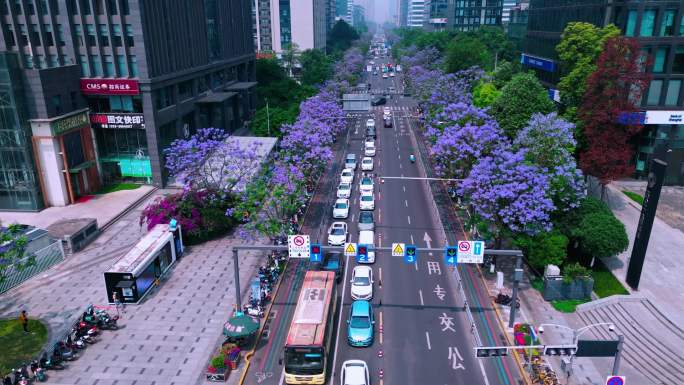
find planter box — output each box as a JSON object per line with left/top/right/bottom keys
{"left": 206, "top": 367, "right": 229, "bottom": 382}
{"left": 543, "top": 276, "right": 593, "bottom": 301}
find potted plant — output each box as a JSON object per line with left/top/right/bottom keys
{"left": 206, "top": 354, "right": 228, "bottom": 381}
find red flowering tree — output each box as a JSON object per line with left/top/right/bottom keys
{"left": 578, "top": 36, "right": 651, "bottom": 190}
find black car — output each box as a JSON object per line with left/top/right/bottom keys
{"left": 371, "top": 96, "right": 386, "bottom": 106}
{"left": 312, "top": 252, "right": 345, "bottom": 283}
{"left": 383, "top": 118, "right": 392, "bottom": 128}
{"left": 366, "top": 127, "right": 376, "bottom": 139}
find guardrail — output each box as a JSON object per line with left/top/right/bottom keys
{"left": 0, "top": 240, "right": 65, "bottom": 294}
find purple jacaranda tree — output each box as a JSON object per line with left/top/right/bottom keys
{"left": 514, "top": 112, "right": 585, "bottom": 211}
{"left": 460, "top": 148, "right": 556, "bottom": 245}
{"left": 298, "top": 94, "right": 346, "bottom": 137}
{"left": 424, "top": 102, "right": 495, "bottom": 141}
{"left": 335, "top": 48, "right": 364, "bottom": 84}
{"left": 164, "top": 127, "right": 263, "bottom": 193}
{"left": 429, "top": 105, "right": 509, "bottom": 180}
{"left": 401, "top": 46, "right": 443, "bottom": 70}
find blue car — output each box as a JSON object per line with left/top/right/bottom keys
{"left": 347, "top": 300, "right": 374, "bottom": 347}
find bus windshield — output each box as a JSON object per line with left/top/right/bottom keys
{"left": 284, "top": 347, "right": 324, "bottom": 375}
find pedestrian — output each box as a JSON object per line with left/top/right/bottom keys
{"left": 113, "top": 292, "right": 124, "bottom": 315}
{"left": 18, "top": 310, "right": 28, "bottom": 333}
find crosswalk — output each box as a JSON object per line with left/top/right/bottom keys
{"left": 371, "top": 106, "right": 412, "bottom": 111}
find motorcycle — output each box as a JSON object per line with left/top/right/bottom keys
{"left": 495, "top": 292, "right": 521, "bottom": 309}
{"left": 53, "top": 342, "right": 75, "bottom": 361}
{"left": 409, "top": 154, "right": 416, "bottom": 163}
{"left": 40, "top": 353, "right": 65, "bottom": 371}
{"left": 243, "top": 302, "right": 265, "bottom": 318}
{"left": 31, "top": 360, "right": 46, "bottom": 382}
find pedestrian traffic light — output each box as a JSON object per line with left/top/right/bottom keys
{"left": 357, "top": 244, "right": 369, "bottom": 263}
{"left": 543, "top": 345, "right": 577, "bottom": 356}
{"left": 310, "top": 243, "right": 322, "bottom": 263}
{"left": 475, "top": 346, "right": 509, "bottom": 358}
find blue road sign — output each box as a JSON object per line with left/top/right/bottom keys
{"left": 310, "top": 243, "right": 322, "bottom": 263}
{"left": 357, "top": 244, "right": 369, "bottom": 263}
{"left": 473, "top": 241, "right": 483, "bottom": 257}
{"left": 606, "top": 377, "right": 624, "bottom": 385}
{"left": 444, "top": 246, "right": 458, "bottom": 265}
{"left": 404, "top": 244, "right": 417, "bottom": 264}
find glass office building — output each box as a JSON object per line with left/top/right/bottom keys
{"left": 0, "top": 52, "right": 43, "bottom": 210}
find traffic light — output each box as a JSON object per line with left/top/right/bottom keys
{"left": 543, "top": 345, "right": 577, "bottom": 356}
{"left": 475, "top": 346, "right": 509, "bottom": 358}
{"left": 310, "top": 243, "right": 322, "bottom": 263}
{"left": 357, "top": 244, "right": 369, "bottom": 263}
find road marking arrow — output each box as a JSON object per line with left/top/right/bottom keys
{"left": 423, "top": 232, "right": 432, "bottom": 249}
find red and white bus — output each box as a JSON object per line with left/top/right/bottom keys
{"left": 283, "top": 270, "right": 337, "bottom": 384}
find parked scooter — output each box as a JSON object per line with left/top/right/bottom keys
{"left": 40, "top": 352, "right": 65, "bottom": 370}
{"left": 31, "top": 360, "right": 46, "bottom": 382}
{"left": 495, "top": 292, "right": 521, "bottom": 309}
{"left": 53, "top": 342, "right": 75, "bottom": 361}
{"left": 243, "top": 302, "right": 265, "bottom": 318}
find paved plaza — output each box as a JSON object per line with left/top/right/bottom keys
{"left": 0, "top": 190, "right": 265, "bottom": 385}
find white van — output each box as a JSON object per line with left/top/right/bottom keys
{"left": 358, "top": 230, "right": 375, "bottom": 263}
{"left": 366, "top": 119, "right": 375, "bottom": 129}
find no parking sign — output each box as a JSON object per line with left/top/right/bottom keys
{"left": 605, "top": 376, "right": 625, "bottom": 385}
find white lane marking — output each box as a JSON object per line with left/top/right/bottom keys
{"left": 478, "top": 357, "right": 491, "bottom": 385}
{"left": 419, "top": 289, "right": 424, "bottom": 305}
{"left": 378, "top": 237, "right": 382, "bottom": 247}
{"left": 332, "top": 252, "right": 351, "bottom": 380}
{"left": 410, "top": 234, "right": 414, "bottom": 244}
{"left": 403, "top": 186, "right": 406, "bottom": 192}
{"left": 407, "top": 216, "right": 411, "bottom": 225}
{"left": 351, "top": 214, "right": 355, "bottom": 222}
{"left": 398, "top": 154, "right": 401, "bottom": 160}
{"left": 278, "top": 369, "right": 285, "bottom": 385}
{"left": 415, "top": 260, "right": 418, "bottom": 271}
{"left": 399, "top": 163, "right": 402, "bottom": 169}
{"left": 425, "top": 331, "right": 432, "bottom": 350}
{"left": 379, "top": 267, "right": 383, "bottom": 286}
{"left": 405, "top": 200, "right": 408, "bottom": 207}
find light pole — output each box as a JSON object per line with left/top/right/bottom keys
{"left": 538, "top": 322, "right": 616, "bottom": 381}
{"left": 265, "top": 98, "right": 271, "bottom": 136}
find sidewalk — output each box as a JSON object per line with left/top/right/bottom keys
{"left": 0, "top": 185, "right": 156, "bottom": 229}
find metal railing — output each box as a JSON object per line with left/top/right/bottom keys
{"left": 0, "top": 240, "right": 65, "bottom": 294}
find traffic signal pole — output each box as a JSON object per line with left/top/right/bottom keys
{"left": 230, "top": 244, "right": 523, "bottom": 327}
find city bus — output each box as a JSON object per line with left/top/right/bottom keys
{"left": 283, "top": 271, "right": 337, "bottom": 384}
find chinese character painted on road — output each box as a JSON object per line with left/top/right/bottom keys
{"left": 427, "top": 261, "right": 441, "bottom": 275}
{"left": 448, "top": 347, "right": 465, "bottom": 370}
{"left": 434, "top": 285, "right": 446, "bottom": 301}
{"left": 439, "top": 312, "right": 455, "bottom": 332}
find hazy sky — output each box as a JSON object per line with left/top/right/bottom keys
{"left": 358, "top": 0, "right": 394, "bottom": 25}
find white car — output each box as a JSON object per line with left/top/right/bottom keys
{"left": 359, "top": 176, "right": 374, "bottom": 193}
{"left": 382, "top": 73, "right": 388, "bottom": 79}
{"left": 341, "top": 360, "right": 369, "bottom": 385}
{"left": 364, "top": 144, "right": 376, "bottom": 157}
{"left": 328, "top": 222, "right": 348, "bottom": 246}
{"left": 359, "top": 192, "right": 375, "bottom": 210}
{"left": 364, "top": 137, "right": 375, "bottom": 148}
{"left": 361, "top": 157, "right": 374, "bottom": 171}
{"left": 350, "top": 266, "right": 374, "bottom": 300}
{"left": 332, "top": 198, "right": 350, "bottom": 219}
{"left": 390, "top": 72, "right": 395, "bottom": 77}
{"left": 383, "top": 107, "right": 391, "bottom": 115}
{"left": 337, "top": 182, "right": 352, "bottom": 198}
{"left": 340, "top": 168, "right": 354, "bottom": 184}
{"left": 366, "top": 118, "right": 375, "bottom": 129}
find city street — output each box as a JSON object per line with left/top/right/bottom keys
{"left": 244, "top": 55, "right": 522, "bottom": 385}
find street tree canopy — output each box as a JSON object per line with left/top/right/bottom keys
{"left": 444, "top": 34, "right": 492, "bottom": 73}
{"left": 490, "top": 72, "right": 555, "bottom": 138}
{"left": 327, "top": 20, "right": 359, "bottom": 54}
{"left": 299, "top": 49, "right": 332, "bottom": 87}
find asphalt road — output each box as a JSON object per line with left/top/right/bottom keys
{"left": 244, "top": 55, "right": 521, "bottom": 385}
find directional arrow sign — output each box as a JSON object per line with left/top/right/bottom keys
{"left": 404, "top": 244, "right": 417, "bottom": 264}
{"left": 392, "top": 243, "right": 405, "bottom": 257}
{"left": 444, "top": 246, "right": 458, "bottom": 265}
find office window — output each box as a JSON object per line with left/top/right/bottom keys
{"left": 86, "top": 24, "right": 96, "bottom": 46}
{"left": 95, "top": 0, "right": 104, "bottom": 14}
{"left": 155, "top": 86, "right": 175, "bottom": 109}
{"left": 18, "top": 24, "right": 27, "bottom": 46}
{"left": 14, "top": 0, "right": 22, "bottom": 14}
{"left": 653, "top": 47, "right": 668, "bottom": 73}
{"left": 70, "top": 91, "right": 78, "bottom": 110}
{"left": 30, "top": 24, "right": 41, "bottom": 46}
{"left": 52, "top": 95, "right": 62, "bottom": 115}
{"left": 646, "top": 79, "right": 663, "bottom": 105}
{"left": 26, "top": 0, "right": 34, "bottom": 14}
{"left": 673, "top": 46, "right": 684, "bottom": 73}
{"left": 92, "top": 56, "right": 103, "bottom": 76}
{"left": 36, "top": 55, "right": 45, "bottom": 69}
{"left": 625, "top": 10, "right": 637, "bottom": 36}
{"left": 79, "top": 55, "right": 89, "bottom": 76}
{"left": 116, "top": 55, "right": 127, "bottom": 76}
{"left": 24, "top": 55, "right": 33, "bottom": 68}
{"left": 104, "top": 55, "right": 114, "bottom": 77}
{"left": 99, "top": 24, "right": 109, "bottom": 47}
{"left": 49, "top": 0, "right": 58, "bottom": 14}
{"left": 74, "top": 24, "right": 84, "bottom": 46}
{"left": 665, "top": 80, "right": 681, "bottom": 106}
{"left": 44, "top": 25, "right": 54, "bottom": 46}
{"left": 640, "top": 10, "right": 657, "bottom": 37}
{"left": 125, "top": 24, "right": 134, "bottom": 46}
{"left": 178, "top": 80, "right": 193, "bottom": 100}
{"left": 48, "top": 54, "right": 58, "bottom": 67}
{"left": 112, "top": 24, "right": 122, "bottom": 47}
{"left": 39, "top": 0, "right": 47, "bottom": 14}
{"left": 80, "top": 0, "right": 90, "bottom": 14}
{"left": 2, "top": 24, "right": 15, "bottom": 47}
{"left": 68, "top": 0, "right": 76, "bottom": 14}
{"left": 660, "top": 10, "right": 676, "bottom": 36}
{"left": 108, "top": 0, "right": 117, "bottom": 14}
{"left": 56, "top": 24, "right": 65, "bottom": 46}
{"left": 0, "top": 0, "right": 7, "bottom": 15}
{"left": 128, "top": 55, "right": 138, "bottom": 77}
{"left": 122, "top": 0, "right": 129, "bottom": 14}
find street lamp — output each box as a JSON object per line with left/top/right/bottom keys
{"left": 538, "top": 322, "right": 616, "bottom": 378}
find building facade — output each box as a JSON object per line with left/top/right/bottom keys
{"left": 264, "top": 0, "right": 328, "bottom": 53}
{"left": 407, "top": 0, "right": 426, "bottom": 27}
{"left": 507, "top": 1, "right": 528, "bottom": 52}
{"left": 398, "top": 0, "right": 409, "bottom": 27}
{"left": 0, "top": 0, "right": 256, "bottom": 210}
{"left": 423, "top": 0, "right": 502, "bottom": 32}
{"left": 522, "top": 0, "right": 684, "bottom": 185}
{"left": 501, "top": 0, "right": 517, "bottom": 23}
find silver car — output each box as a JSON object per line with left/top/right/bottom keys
{"left": 358, "top": 211, "right": 374, "bottom": 231}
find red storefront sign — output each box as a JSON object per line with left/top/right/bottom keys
{"left": 80, "top": 79, "right": 140, "bottom": 95}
